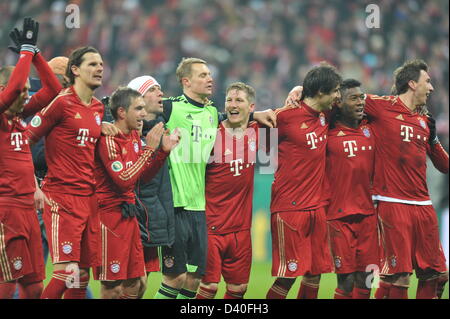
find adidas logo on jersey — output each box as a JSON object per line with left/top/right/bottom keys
{"left": 75, "top": 112, "right": 82, "bottom": 119}
{"left": 300, "top": 123, "right": 309, "bottom": 129}
{"left": 395, "top": 114, "right": 404, "bottom": 120}
{"left": 186, "top": 114, "right": 193, "bottom": 120}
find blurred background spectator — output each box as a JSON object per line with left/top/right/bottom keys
{"left": 1, "top": 0, "right": 448, "bottom": 262}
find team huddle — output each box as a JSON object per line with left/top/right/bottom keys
{"left": 0, "top": 17, "right": 448, "bottom": 299}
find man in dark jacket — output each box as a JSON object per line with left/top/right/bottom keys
{"left": 127, "top": 76, "right": 175, "bottom": 298}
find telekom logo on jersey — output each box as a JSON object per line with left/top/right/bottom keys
{"left": 76, "top": 128, "right": 98, "bottom": 146}
{"left": 400, "top": 125, "right": 414, "bottom": 142}
{"left": 10, "top": 132, "right": 27, "bottom": 151}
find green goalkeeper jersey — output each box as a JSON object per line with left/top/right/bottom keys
{"left": 163, "top": 94, "right": 219, "bottom": 211}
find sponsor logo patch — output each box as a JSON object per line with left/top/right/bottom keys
{"left": 31, "top": 115, "right": 42, "bottom": 128}
{"left": 111, "top": 161, "right": 123, "bottom": 172}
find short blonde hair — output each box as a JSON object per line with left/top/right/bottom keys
{"left": 175, "top": 57, "right": 207, "bottom": 84}
{"left": 226, "top": 82, "right": 256, "bottom": 103}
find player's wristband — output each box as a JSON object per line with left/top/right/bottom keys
{"left": 20, "top": 44, "right": 37, "bottom": 55}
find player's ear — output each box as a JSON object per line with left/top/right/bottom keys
{"left": 408, "top": 79, "right": 417, "bottom": 91}
{"left": 117, "top": 106, "right": 127, "bottom": 120}
{"left": 182, "top": 77, "right": 190, "bottom": 88}
{"left": 71, "top": 64, "right": 80, "bottom": 78}
{"left": 249, "top": 103, "right": 255, "bottom": 112}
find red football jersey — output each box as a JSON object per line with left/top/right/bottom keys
{"left": 365, "top": 94, "right": 449, "bottom": 202}
{"left": 26, "top": 87, "right": 104, "bottom": 196}
{"left": 0, "top": 114, "right": 34, "bottom": 204}
{"left": 0, "top": 52, "right": 62, "bottom": 204}
{"left": 205, "top": 121, "right": 259, "bottom": 234}
{"left": 95, "top": 130, "right": 169, "bottom": 211}
{"left": 270, "top": 102, "right": 330, "bottom": 213}
{"left": 325, "top": 120, "right": 375, "bottom": 220}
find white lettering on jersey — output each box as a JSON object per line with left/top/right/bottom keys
{"left": 230, "top": 159, "right": 244, "bottom": 176}
{"left": 126, "top": 161, "right": 133, "bottom": 169}
{"left": 76, "top": 128, "right": 90, "bottom": 146}
{"left": 400, "top": 125, "right": 413, "bottom": 142}
{"left": 343, "top": 140, "right": 358, "bottom": 157}
{"left": 11, "top": 132, "right": 25, "bottom": 151}
{"left": 306, "top": 132, "right": 318, "bottom": 149}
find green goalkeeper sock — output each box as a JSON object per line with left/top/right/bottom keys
{"left": 154, "top": 283, "right": 180, "bottom": 299}
{"left": 176, "top": 288, "right": 197, "bottom": 299}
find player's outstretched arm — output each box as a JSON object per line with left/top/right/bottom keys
{"left": 22, "top": 53, "right": 63, "bottom": 117}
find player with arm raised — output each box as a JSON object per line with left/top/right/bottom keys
{"left": 325, "top": 79, "right": 378, "bottom": 299}
{"left": 93, "top": 87, "right": 178, "bottom": 299}
{"left": 365, "top": 60, "right": 448, "bottom": 299}
{"left": 0, "top": 17, "right": 62, "bottom": 299}
{"left": 26, "top": 46, "right": 105, "bottom": 299}
{"left": 266, "top": 62, "right": 342, "bottom": 299}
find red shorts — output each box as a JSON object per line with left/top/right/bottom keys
{"left": 271, "top": 208, "right": 333, "bottom": 277}
{"left": 328, "top": 214, "right": 379, "bottom": 274}
{"left": 378, "top": 201, "right": 447, "bottom": 275}
{"left": 144, "top": 247, "right": 160, "bottom": 273}
{"left": 43, "top": 192, "right": 100, "bottom": 268}
{"left": 93, "top": 206, "right": 145, "bottom": 281}
{"left": 0, "top": 202, "right": 45, "bottom": 283}
{"left": 202, "top": 230, "right": 252, "bottom": 285}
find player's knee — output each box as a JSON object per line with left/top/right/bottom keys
{"left": 337, "top": 273, "right": 355, "bottom": 293}
{"left": 303, "top": 274, "right": 321, "bottom": 285}
{"left": 163, "top": 273, "right": 187, "bottom": 289}
{"left": 101, "top": 280, "right": 123, "bottom": 299}
{"left": 275, "top": 277, "right": 296, "bottom": 290}
{"left": 201, "top": 282, "right": 219, "bottom": 291}
{"left": 392, "top": 273, "right": 411, "bottom": 287}
{"left": 226, "top": 283, "right": 248, "bottom": 295}
{"left": 137, "top": 275, "right": 148, "bottom": 299}
{"left": 123, "top": 277, "right": 141, "bottom": 290}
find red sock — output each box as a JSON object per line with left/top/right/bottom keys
{"left": 334, "top": 288, "right": 352, "bottom": 299}
{"left": 64, "top": 273, "right": 89, "bottom": 299}
{"left": 416, "top": 279, "right": 438, "bottom": 299}
{"left": 352, "top": 287, "right": 371, "bottom": 299}
{"left": 196, "top": 286, "right": 218, "bottom": 299}
{"left": 266, "top": 280, "right": 291, "bottom": 299}
{"left": 389, "top": 285, "right": 408, "bottom": 299}
{"left": 18, "top": 281, "right": 43, "bottom": 299}
{"left": 375, "top": 281, "right": 391, "bottom": 299}
{"left": 224, "top": 289, "right": 245, "bottom": 299}
{"left": 41, "top": 270, "right": 72, "bottom": 299}
{"left": 0, "top": 282, "right": 17, "bottom": 299}
{"left": 297, "top": 282, "right": 319, "bottom": 299}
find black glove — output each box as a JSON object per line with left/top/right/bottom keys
{"left": 120, "top": 202, "right": 138, "bottom": 218}
{"left": 8, "top": 17, "right": 39, "bottom": 54}
{"left": 427, "top": 114, "right": 439, "bottom": 145}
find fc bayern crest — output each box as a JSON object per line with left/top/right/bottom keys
{"left": 12, "top": 257, "right": 23, "bottom": 270}
{"left": 419, "top": 118, "right": 427, "bottom": 129}
{"left": 334, "top": 256, "right": 342, "bottom": 269}
{"left": 133, "top": 142, "right": 139, "bottom": 153}
{"left": 287, "top": 260, "right": 298, "bottom": 272}
{"left": 249, "top": 141, "right": 256, "bottom": 152}
{"left": 390, "top": 255, "right": 397, "bottom": 268}
{"left": 110, "top": 263, "right": 121, "bottom": 274}
{"left": 95, "top": 114, "right": 101, "bottom": 126}
{"left": 319, "top": 114, "right": 326, "bottom": 126}
{"left": 62, "top": 243, "right": 73, "bottom": 255}
{"left": 362, "top": 127, "right": 371, "bottom": 138}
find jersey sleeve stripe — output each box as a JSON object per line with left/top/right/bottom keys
{"left": 40, "top": 91, "right": 71, "bottom": 115}
{"left": 118, "top": 148, "right": 154, "bottom": 181}
{"left": 106, "top": 136, "right": 117, "bottom": 160}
